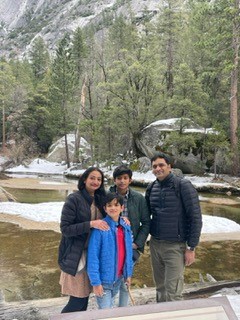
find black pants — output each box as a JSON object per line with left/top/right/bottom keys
{"left": 61, "top": 296, "right": 89, "bottom": 313}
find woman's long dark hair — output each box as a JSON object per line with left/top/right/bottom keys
{"left": 78, "top": 167, "right": 106, "bottom": 213}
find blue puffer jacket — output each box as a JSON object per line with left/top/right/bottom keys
{"left": 87, "top": 216, "right": 133, "bottom": 286}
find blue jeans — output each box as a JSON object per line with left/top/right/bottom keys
{"left": 96, "top": 277, "right": 123, "bottom": 309}
{"left": 118, "top": 279, "right": 129, "bottom": 307}
{"left": 119, "top": 256, "right": 138, "bottom": 307}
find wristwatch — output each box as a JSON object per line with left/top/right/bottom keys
{"left": 186, "top": 246, "right": 195, "bottom": 251}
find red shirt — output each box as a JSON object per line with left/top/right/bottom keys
{"left": 117, "top": 225, "right": 126, "bottom": 277}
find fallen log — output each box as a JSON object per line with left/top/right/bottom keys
{"left": 183, "top": 279, "right": 240, "bottom": 299}
{"left": 0, "top": 186, "right": 17, "bottom": 202}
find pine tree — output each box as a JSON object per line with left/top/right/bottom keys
{"left": 155, "top": 0, "right": 185, "bottom": 97}
{"left": 229, "top": 0, "right": 240, "bottom": 175}
{"left": 100, "top": 21, "right": 164, "bottom": 158}
{"left": 29, "top": 36, "right": 50, "bottom": 83}
{"left": 49, "top": 33, "right": 77, "bottom": 167}
{"left": 186, "top": 0, "right": 240, "bottom": 175}
{"left": 0, "top": 61, "right": 16, "bottom": 153}
{"left": 72, "top": 27, "right": 88, "bottom": 162}
{"left": 16, "top": 83, "right": 52, "bottom": 153}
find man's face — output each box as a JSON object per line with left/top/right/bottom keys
{"left": 114, "top": 174, "right": 132, "bottom": 194}
{"left": 152, "top": 157, "right": 171, "bottom": 181}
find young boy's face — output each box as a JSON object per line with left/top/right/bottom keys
{"left": 114, "top": 174, "right": 132, "bottom": 194}
{"left": 104, "top": 199, "right": 124, "bottom": 222}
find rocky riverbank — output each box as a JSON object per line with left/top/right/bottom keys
{"left": 1, "top": 176, "right": 240, "bottom": 319}
{"left": 1, "top": 280, "right": 240, "bottom": 320}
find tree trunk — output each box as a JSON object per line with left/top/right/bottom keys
{"left": 214, "top": 147, "right": 217, "bottom": 179}
{"left": 64, "top": 133, "right": 70, "bottom": 168}
{"left": 2, "top": 102, "right": 6, "bottom": 154}
{"left": 87, "top": 79, "right": 95, "bottom": 165}
{"left": 230, "top": 0, "right": 240, "bottom": 176}
{"left": 74, "top": 77, "right": 86, "bottom": 163}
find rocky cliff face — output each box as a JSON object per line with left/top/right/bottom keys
{"left": 0, "top": 0, "right": 160, "bottom": 57}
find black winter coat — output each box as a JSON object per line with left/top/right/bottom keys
{"left": 145, "top": 173, "right": 202, "bottom": 248}
{"left": 58, "top": 189, "right": 104, "bottom": 276}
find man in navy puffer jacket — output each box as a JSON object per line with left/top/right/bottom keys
{"left": 145, "top": 152, "right": 202, "bottom": 302}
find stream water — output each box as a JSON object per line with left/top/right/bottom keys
{"left": 1, "top": 178, "right": 240, "bottom": 302}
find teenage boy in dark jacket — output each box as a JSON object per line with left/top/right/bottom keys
{"left": 109, "top": 165, "right": 150, "bottom": 307}
{"left": 145, "top": 152, "right": 202, "bottom": 303}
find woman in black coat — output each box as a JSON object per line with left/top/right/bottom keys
{"left": 58, "top": 167, "right": 109, "bottom": 313}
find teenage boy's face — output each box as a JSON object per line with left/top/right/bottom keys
{"left": 104, "top": 199, "right": 124, "bottom": 222}
{"left": 114, "top": 174, "right": 132, "bottom": 194}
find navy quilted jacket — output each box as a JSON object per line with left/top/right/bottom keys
{"left": 87, "top": 216, "right": 133, "bottom": 286}
{"left": 145, "top": 173, "right": 202, "bottom": 248}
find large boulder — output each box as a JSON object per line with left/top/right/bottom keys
{"left": 173, "top": 153, "right": 207, "bottom": 175}
{"left": 138, "top": 118, "right": 215, "bottom": 174}
{"left": 46, "top": 134, "right": 91, "bottom": 163}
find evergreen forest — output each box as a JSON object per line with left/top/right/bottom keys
{"left": 0, "top": 0, "right": 239, "bottom": 175}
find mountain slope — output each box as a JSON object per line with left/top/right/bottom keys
{"left": 0, "top": 0, "right": 160, "bottom": 57}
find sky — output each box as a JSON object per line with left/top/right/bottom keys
{"left": 1, "top": 157, "right": 240, "bottom": 318}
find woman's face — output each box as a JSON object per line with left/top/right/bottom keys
{"left": 84, "top": 170, "right": 102, "bottom": 195}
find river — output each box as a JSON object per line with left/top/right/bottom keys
{"left": 0, "top": 175, "right": 240, "bottom": 302}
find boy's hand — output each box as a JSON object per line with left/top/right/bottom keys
{"left": 93, "top": 285, "right": 104, "bottom": 297}
{"left": 125, "top": 277, "right": 131, "bottom": 288}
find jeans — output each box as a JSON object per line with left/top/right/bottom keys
{"left": 118, "top": 253, "right": 139, "bottom": 307}
{"left": 118, "top": 279, "right": 129, "bottom": 307}
{"left": 96, "top": 277, "right": 123, "bottom": 309}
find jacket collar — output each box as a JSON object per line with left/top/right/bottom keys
{"left": 109, "top": 185, "right": 132, "bottom": 197}
{"left": 157, "top": 172, "right": 174, "bottom": 186}
{"left": 81, "top": 188, "right": 94, "bottom": 206}
{"left": 104, "top": 215, "right": 125, "bottom": 229}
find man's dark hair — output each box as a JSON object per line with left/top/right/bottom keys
{"left": 150, "top": 152, "right": 171, "bottom": 165}
{"left": 113, "top": 165, "right": 133, "bottom": 179}
{"left": 103, "top": 192, "right": 124, "bottom": 206}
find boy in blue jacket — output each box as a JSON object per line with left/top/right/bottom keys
{"left": 87, "top": 192, "right": 133, "bottom": 309}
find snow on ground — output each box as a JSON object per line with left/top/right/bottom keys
{"left": 1, "top": 201, "right": 240, "bottom": 233}
{"left": 2, "top": 158, "right": 240, "bottom": 234}
{"left": 4, "top": 157, "right": 235, "bottom": 188}
{"left": 1, "top": 157, "right": 240, "bottom": 318}
{"left": 5, "top": 158, "right": 67, "bottom": 174}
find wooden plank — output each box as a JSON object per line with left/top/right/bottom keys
{"left": 49, "top": 297, "right": 238, "bottom": 320}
